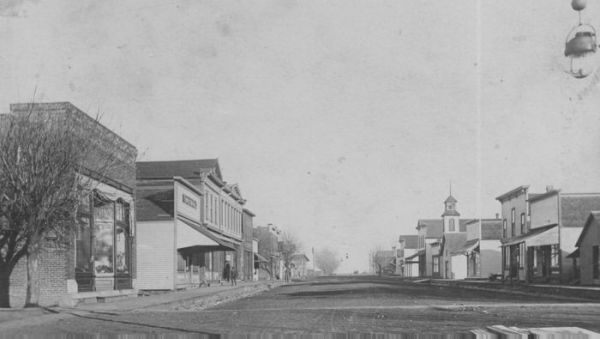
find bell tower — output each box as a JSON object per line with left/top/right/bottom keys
{"left": 442, "top": 183, "right": 460, "bottom": 233}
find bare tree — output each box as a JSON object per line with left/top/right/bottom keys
{"left": 370, "top": 247, "right": 395, "bottom": 277}
{"left": 279, "top": 231, "right": 301, "bottom": 281}
{"left": 0, "top": 104, "right": 123, "bottom": 307}
{"left": 314, "top": 247, "right": 340, "bottom": 275}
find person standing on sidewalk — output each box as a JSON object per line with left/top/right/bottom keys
{"left": 222, "top": 261, "right": 231, "bottom": 285}
{"left": 231, "top": 266, "right": 238, "bottom": 286}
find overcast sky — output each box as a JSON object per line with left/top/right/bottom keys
{"left": 2, "top": 0, "right": 600, "bottom": 272}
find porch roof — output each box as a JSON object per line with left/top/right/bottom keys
{"left": 177, "top": 217, "right": 237, "bottom": 251}
{"left": 405, "top": 249, "right": 424, "bottom": 260}
{"left": 452, "top": 239, "right": 480, "bottom": 255}
{"left": 502, "top": 224, "right": 558, "bottom": 247}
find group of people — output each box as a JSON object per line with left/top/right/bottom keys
{"left": 222, "top": 262, "right": 238, "bottom": 286}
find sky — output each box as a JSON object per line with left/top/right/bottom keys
{"left": 2, "top": 0, "right": 600, "bottom": 273}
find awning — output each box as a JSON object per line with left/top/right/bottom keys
{"left": 177, "top": 218, "right": 237, "bottom": 251}
{"left": 254, "top": 253, "right": 269, "bottom": 262}
{"left": 502, "top": 224, "right": 558, "bottom": 247}
{"left": 176, "top": 219, "right": 219, "bottom": 249}
{"left": 452, "top": 239, "right": 480, "bottom": 255}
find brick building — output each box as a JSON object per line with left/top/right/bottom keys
{"left": 6, "top": 102, "right": 138, "bottom": 306}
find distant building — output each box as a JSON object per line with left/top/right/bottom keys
{"left": 396, "top": 235, "right": 419, "bottom": 277}
{"left": 499, "top": 185, "right": 600, "bottom": 283}
{"left": 242, "top": 209, "right": 255, "bottom": 281}
{"left": 461, "top": 218, "right": 503, "bottom": 279}
{"left": 416, "top": 193, "right": 472, "bottom": 278}
{"left": 371, "top": 250, "right": 395, "bottom": 275}
{"left": 441, "top": 233, "right": 468, "bottom": 279}
{"left": 496, "top": 185, "right": 536, "bottom": 281}
{"left": 254, "top": 224, "right": 282, "bottom": 280}
{"left": 572, "top": 212, "right": 600, "bottom": 285}
{"left": 290, "top": 254, "right": 310, "bottom": 279}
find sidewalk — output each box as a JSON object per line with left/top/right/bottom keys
{"left": 424, "top": 279, "right": 600, "bottom": 301}
{"left": 0, "top": 280, "right": 284, "bottom": 330}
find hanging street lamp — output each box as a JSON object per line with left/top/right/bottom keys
{"left": 565, "top": 0, "right": 599, "bottom": 78}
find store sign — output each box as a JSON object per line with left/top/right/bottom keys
{"left": 176, "top": 182, "right": 201, "bottom": 221}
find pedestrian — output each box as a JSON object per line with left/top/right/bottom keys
{"left": 230, "top": 266, "right": 237, "bottom": 286}
{"left": 222, "top": 261, "right": 230, "bottom": 285}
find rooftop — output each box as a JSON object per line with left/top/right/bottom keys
{"left": 496, "top": 185, "right": 530, "bottom": 202}
{"left": 399, "top": 235, "right": 419, "bottom": 249}
{"left": 137, "top": 159, "right": 221, "bottom": 181}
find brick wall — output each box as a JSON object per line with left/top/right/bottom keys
{"left": 9, "top": 242, "right": 69, "bottom": 307}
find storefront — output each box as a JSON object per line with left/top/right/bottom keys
{"left": 136, "top": 177, "right": 238, "bottom": 290}
{"left": 75, "top": 186, "right": 134, "bottom": 292}
{"left": 502, "top": 224, "right": 558, "bottom": 282}
{"left": 6, "top": 102, "right": 138, "bottom": 307}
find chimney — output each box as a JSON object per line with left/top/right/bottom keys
{"left": 546, "top": 185, "right": 554, "bottom": 192}
{"left": 495, "top": 213, "right": 499, "bottom": 219}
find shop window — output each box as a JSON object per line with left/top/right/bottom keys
{"left": 115, "top": 200, "right": 130, "bottom": 274}
{"left": 93, "top": 194, "right": 115, "bottom": 274}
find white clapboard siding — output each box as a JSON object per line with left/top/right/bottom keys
{"left": 136, "top": 221, "right": 175, "bottom": 290}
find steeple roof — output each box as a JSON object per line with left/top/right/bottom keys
{"left": 445, "top": 195, "right": 457, "bottom": 203}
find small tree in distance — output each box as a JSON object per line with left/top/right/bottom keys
{"left": 314, "top": 247, "right": 340, "bottom": 275}
{"left": 370, "top": 246, "right": 394, "bottom": 277}
{"left": 279, "top": 231, "right": 301, "bottom": 281}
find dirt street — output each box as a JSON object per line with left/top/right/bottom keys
{"left": 3, "top": 276, "right": 600, "bottom": 336}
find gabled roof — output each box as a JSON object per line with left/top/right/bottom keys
{"left": 453, "top": 238, "right": 480, "bottom": 255}
{"left": 481, "top": 219, "right": 503, "bottom": 240}
{"left": 136, "top": 187, "right": 175, "bottom": 221}
{"left": 416, "top": 219, "right": 444, "bottom": 238}
{"left": 445, "top": 195, "right": 457, "bottom": 203}
{"left": 441, "top": 209, "right": 461, "bottom": 217}
{"left": 136, "top": 159, "right": 222, "bottom": 181}
{"left": 496, "top": 185, "right": 529, "bottom": 202}
{"left": 442, "top": 233, "right": 467, "bottom": 255}
{"left": 560, "top": 195, "right": 600, "bottom": 228}
{"left": 399, "top": 235, "right": 419, "bottom": 249}
{"left": 575, "top": 211, "right": 600, "bottom": 247}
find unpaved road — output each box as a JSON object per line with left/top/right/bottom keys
{"left": 3, "top": 276, "right": 600, "bottom": 336}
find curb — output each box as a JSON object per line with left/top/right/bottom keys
{"left": 423, "top": 280, "right": 600, "bottom": 302}
{"left": 0, "top": 281, "right": 284, "bottom": 330}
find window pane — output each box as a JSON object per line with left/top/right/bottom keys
{"left": 94, "top": 200, "right": 114, "bottom": 274}
{"left": 115, "top": 201, "right": 124, "bottom": 223}
{"left": 76, "top": 215, "right": 92, "bottom": 273}
{"left": 115, "top": 225, "right": 128, "bottom": 273}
